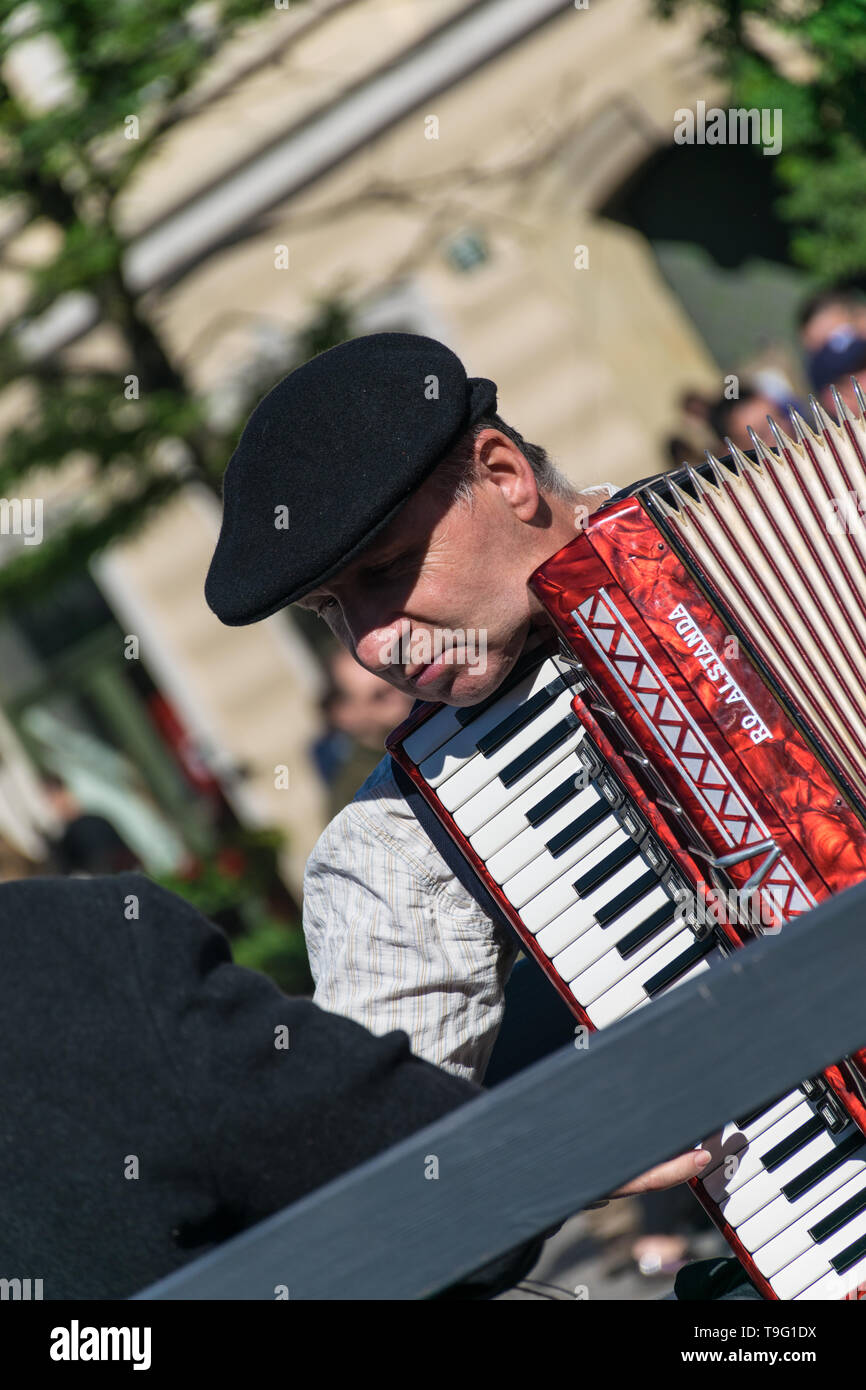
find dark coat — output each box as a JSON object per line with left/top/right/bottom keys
{"left": 0, "top": 872, "right": 480, "bottom": 1299}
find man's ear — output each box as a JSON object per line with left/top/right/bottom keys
{"left": 475, "top": 432, "right": 541, "bottom": 521}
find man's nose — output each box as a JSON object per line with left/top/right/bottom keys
{"left": 352, "top": 616, "right": 410, "bottom": 675}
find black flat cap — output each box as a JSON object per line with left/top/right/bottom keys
{"left": 204, "top": 332, "right": 497, "bottom": 626}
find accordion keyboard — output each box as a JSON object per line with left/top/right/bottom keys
{"left": 401, "top": 650, "right": 721, "bottom": 1024}
{"left": 703, "top": 1084, "right": 866, "bottom": 1298}
{"left": 392, "top": 647, "right": 866, "bottom": 1299}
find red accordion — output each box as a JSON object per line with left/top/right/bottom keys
{"left": 388, "top": 399, "right": 866, "bottom": 1299}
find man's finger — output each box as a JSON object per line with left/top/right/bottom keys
{"left": 610, "top": 1147, "right": 712, "bottom": 1197}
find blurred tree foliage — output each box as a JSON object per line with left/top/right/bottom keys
{"left": 656, "top": 0, "right": 866, "bottom": 282}
{"left": 0, "top": 0, "right": 353, "bottom": 609}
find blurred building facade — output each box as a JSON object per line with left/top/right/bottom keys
{"left": 1, "top": 0, "right": 761, "bottom": 891}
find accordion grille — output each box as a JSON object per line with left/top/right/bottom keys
{"left": 649, "top": 404, "right": 866, "bottom": 807}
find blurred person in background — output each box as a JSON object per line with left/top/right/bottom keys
{"left": 661, "top": 389, "right": 716, "bottom": 475}
{"left": 312, "top": 647, "right": 413, "bottom": 817}
{"left": 665, "top": 435, "right": 699, "bottom": 472}
{"left": 799, "top": 285, "right": 866, "bottom": 415}
{"left": 706, "top": 384, "right": 783, "bottom": 454}
{"left": 42, "top": 773, "right": 140, "bottom": 876}
{"left": 799, "top": 285, "right": 866, "bottom": 359}
{"left": 670, "top": 371, "right": 803, "bottom": 469}
{"left": 808, "top": 331, "right": 866, "bottom": 417}
{"left": 679, "top": 389, "right": 714, "bottom": 432}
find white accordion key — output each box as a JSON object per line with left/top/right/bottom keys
{"left": 417, "top": 657, "right": 570, "bottom": 789}
{"left": 463, "top": 747, "right": 585, "bottom": 853}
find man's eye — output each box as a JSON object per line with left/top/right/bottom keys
{"left": 315, "top": 597, "right": 338, "bottom": 616}
{"left": 367, "top": 554, "right": 410, "bottom": 580}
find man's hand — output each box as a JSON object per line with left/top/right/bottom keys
{"left": 610, "top": 1147, "right": 712, "bottom": 1198}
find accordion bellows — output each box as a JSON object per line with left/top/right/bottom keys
{"left": 654, "top": 404, "right": 866, "bottom": 807}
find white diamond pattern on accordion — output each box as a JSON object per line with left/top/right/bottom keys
{"left": 572, "top": 590, "right": 816, "bottom": 922}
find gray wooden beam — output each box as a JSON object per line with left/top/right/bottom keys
{"left": 134, "top": 881, "right": 866, "bottom": 1300}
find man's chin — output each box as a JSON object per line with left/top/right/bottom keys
{"left": 418, "top": 656, "right": 512, "bottom": 708}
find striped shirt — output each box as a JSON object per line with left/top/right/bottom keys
{"left": 303, "top": 754, "right": 518, "bottom": 1084}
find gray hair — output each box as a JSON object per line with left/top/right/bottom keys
{"left": 434, "top": 413, "right": 581, "bottom": 505}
